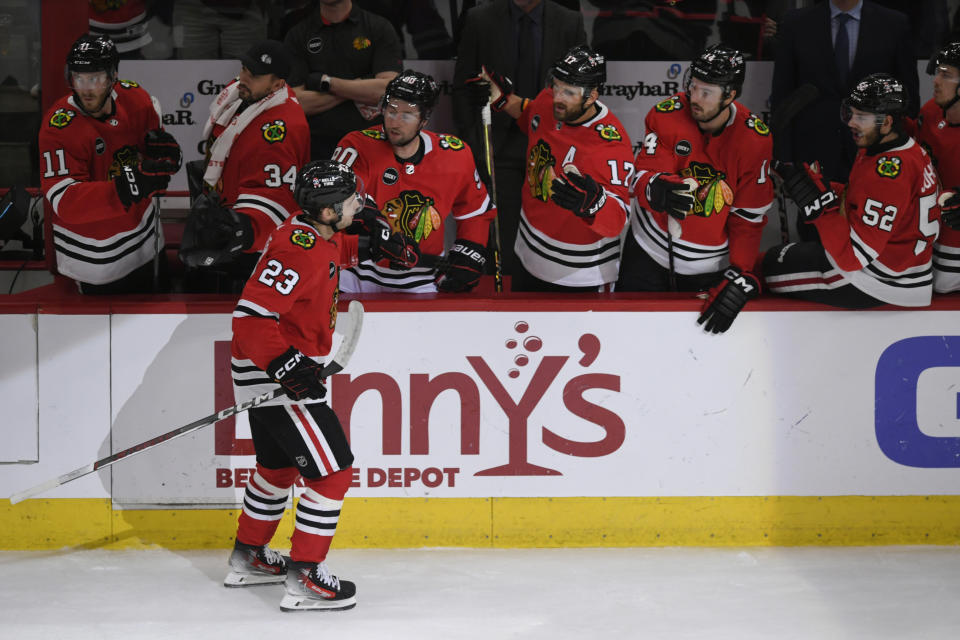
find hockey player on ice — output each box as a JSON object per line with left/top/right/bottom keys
{"left": 225, "top": 160, "right": 417, "bottom": 611}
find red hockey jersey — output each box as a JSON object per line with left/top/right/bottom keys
{"left": 516, "top": 89, "right": 634, "bottom": 286}
{"left": 812, "top": 136, "right": 940, "bottom": 307}
{"left": 88, "top": 0, "right": 150, "bottom": 53}
{"left": 39, "top": 81, "right": 162, "bottom": 285}
{"left": 906, "top": 99, "right": 960, "bottom": 293}
{"left": 333, "top": 126, "right": 493, "bottom": 292}
{"left": 630, "top": 93, "right": 774, "bottom": 275}
{"left": 231, "top": 216, "right": 359, "bottom": 403}
{"left": 207, "top": 83, "right": 310, "bottom": 252}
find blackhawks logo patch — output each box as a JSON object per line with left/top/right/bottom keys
{"left": 107, "top": 145, "right": 140, "bottom": 179}
{"left": 49, "top": 108, "right": 76, "bottom": 128}
{"left": 876, "top": 156, "right": 901, "bottom": 178}
{"left": 353, "top": 36, "right": 372, "bottom": 50}
{"left": 746, "top": 114, "right": 770, "bottom": 136}
{"left": 527, "top": 139, "right": 557, "bottom": 202}
{"left": 654, "top": 96, "right": 683, "bottom": 113}
{"left": 291, "top": 229, "right": 316, "bottom": 249}
{"left": 595, "top": 123, "right": 622, "bottom": 142}
{"left": 118, "top": 79, "right": 140, "bottom": 89}
{"left": 438, "top": 135, "right": 465, "bottom": 150}
{"left": 383, "top": 190, "right": 441, "bottom": 242}
{"left": 261, "top": 120, "right": 287, "bottom": 144}
{"left": 360, "top": 128, "right": 386, "bottom": 140}
{"left": 680, "top": 161, "right": 734, "bottom": 217}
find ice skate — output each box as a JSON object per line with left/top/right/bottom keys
{"left": 223, "top": 540, "right": 288, "bottom": 587}
{"left": 280, "top": 561, "right": 356, "bottom": 611}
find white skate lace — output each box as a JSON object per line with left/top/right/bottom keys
{"left": 260, "top": 546, "right": 284, "bottom": 566}
{"left": 314, "top": 562, "right": 341, "bottom": 590}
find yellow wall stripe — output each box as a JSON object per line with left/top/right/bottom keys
{"left": 2, "top": 496, "right": 959, "bottom": 550}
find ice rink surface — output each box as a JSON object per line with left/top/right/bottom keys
{"left": 1, "top": 546, "right": 958, "bottom": 639}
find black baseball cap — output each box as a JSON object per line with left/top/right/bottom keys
{"left": 240, "top": 40, "right": 291, "bottom": 79}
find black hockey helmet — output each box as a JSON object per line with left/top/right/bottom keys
{"left": 841, "top": 73, "right": 907, "bottom": 128}
{"left": 66, "top": 34, "right": 119, "bottom": 78}
{"left": 926, "top": 41, "right": 960, "bottom": 75}
{"left": 294, "top": 160, "right": 361, "bottom": 225}
{"left": 549, "top": 45, "right": 606, "bottom": 90}
{"left": 685, "top": 44, "right": 745, "bottom": 98}
{"left": 381, "top": 69, "right": 440, "bottom": 121}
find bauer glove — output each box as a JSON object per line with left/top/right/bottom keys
{"left": 436, "top": 239, "right": 487, "bottom": 292}
{"left": 551, "top": 169, "right": 606, "bottom": 221}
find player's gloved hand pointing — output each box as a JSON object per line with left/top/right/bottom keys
{"left": 645, "top": 173, "right": 695, "bottom": 221}
{"left": 267, "top": 347, "right": 326, "bottom": 401}
{"left": 697, "top": 267, "right": 760, "bottom": 335}
{"left": 551, "top": 167, "right": 606, "bottom": 221}
{"left": 464, "top": 66, "right": 514, "bottom": 111}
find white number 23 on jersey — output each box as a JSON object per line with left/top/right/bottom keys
{"left": 258, "top": 259, "right": 300, "bottom": 295}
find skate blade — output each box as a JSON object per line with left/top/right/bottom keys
{"left": 279, "top": 593, "right": 357, "bottom": 611}
{"left": 223, "top": 571, "right": 286, "bottom": 587}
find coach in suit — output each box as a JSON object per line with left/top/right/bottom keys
{"left": 771, "top": 0, "right": 919, "bottom": 184}
{"left": 453, "top": 0, "right": 586, "bottom": 277}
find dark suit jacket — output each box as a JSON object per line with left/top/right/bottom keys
{"left": 771, "top": 1, "right": 919, "bottom": 182}
{"left": 452, "top": 0, "right": 586, "bottom": 167}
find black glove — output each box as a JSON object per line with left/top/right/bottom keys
{"left": 697, "top": 267, "right": 761, "bottom": 335}
{"left": 141, "top": 129, "right": 182, "bottom": 176}
{"left": 343, "top": 197, "right": 382, "bottom": 235}
{"left": 114, "top": 163, "right": 170, "bottom": 207}
{"left": 369, "top": 218, "right": 422, "bottom": 269}
{"left": 306, "top": 72, "right": 330, "bottom": 92}
{"left": 436, "top": 239, "right": 487, "bottom": 292}
{"left": 550, "top": 169, "right": 606, "bottom": 220}
{"left": 463, "top": 66, "right": 514, "bottom": 111}
{"left": 646, "top": 173, "right": 695, "bottom": 220}
{"left": 179, "top": 192, "right": 255, "bottom": 267}
{"left": 775, "top": 161, "right": 839, "bottom": 222}
{"left": 940, "top": 189, "right": 960, "bottom": 230}
{"left": 267, "top": 347, "right": 326, "bottom": 401}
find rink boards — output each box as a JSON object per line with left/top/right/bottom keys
{"left": 1, "top": 297, "right": 960, "bottom": 549}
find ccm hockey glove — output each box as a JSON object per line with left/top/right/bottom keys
{"left": 141, "top": 129, "right": 182, "bottom": 176}
{"left": 267, "top": 347, "right": 326, "bottom": 401}
{"left": 646, "top": 173, "right": 695, "bottom": 221}
{"left": 551, "top": 170, "right": 606, "bottom": 221}
{"left": 776, "top": 161, "right": 839, "bottom": 222}
{"left": 436, "top": 239, "right": 487, "bottom": 292}
{"left": 114, "top": 163, "right": 170, "bottom": 208}
{"left": 697, "top": 267, "right": 761, "bottom": 335}
{"left": 369, "top": 218, "right": 422, "bottom": 269}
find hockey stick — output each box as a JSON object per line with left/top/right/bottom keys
{"left": 769, "top": 83, "right": 820, "bottom": 243}
{"left": 8, "top": 300, "right": 365, "bottom": 505}
{"left": 480, "top": 103, "right": 504, "bottom": 292}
